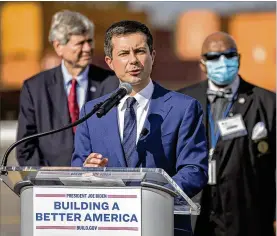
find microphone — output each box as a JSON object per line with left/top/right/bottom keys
{"left": 96, "top": 83, "right": 132, "bottom": 118}
{"left": 0, "top": 102, "right": 104, "bottom": 175}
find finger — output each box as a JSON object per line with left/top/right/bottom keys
{"left": 88, "top": 157, "right": 108, "bottom": 165}
{"left": 83, "top": 163, "right": 100, "bottom": 168}
{"left": 94, "top": 153, "right": 103, "bottom": 159}
{"left": 84, "top": 153, "right": 103, "bottom": 165}
{"left": 99, "top": 158, "right": 108, "bottom": 167}
{"left": 88, "top": 153, "right": 103, "bottom": 159}
{"left": 87, "top": 158, "right": 103, "bottom": 165}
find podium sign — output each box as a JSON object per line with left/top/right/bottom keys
{"left": 34, "top": 187, "right": 141, "bottom": 236}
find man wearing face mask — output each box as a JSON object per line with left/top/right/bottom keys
{"left": 179, "top": 32, "right": 276, "bottom": 236}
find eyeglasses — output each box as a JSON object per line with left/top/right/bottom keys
{"left": 202, "top": 49, "right": 239, "bottom": 61}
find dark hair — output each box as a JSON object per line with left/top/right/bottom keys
{"left": 104, "top": 20, "right": 153, "bottom": 58}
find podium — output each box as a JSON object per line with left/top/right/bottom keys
{"left": 0, "top": 167, "right": 200, "bottom": 236}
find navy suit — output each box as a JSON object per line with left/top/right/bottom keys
{"left": 16, "top": 64, "right": 119, "bottom": 166}
{"left": 72, "top": 82, "right": 208, "bottom": 235}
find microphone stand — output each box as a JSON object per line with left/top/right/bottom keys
{"left": 0, "top": 102, "right": 103, "bottom": 176}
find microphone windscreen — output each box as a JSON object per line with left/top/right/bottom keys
{"left": 120, "top": 83, "right": 132, "bottom": 95}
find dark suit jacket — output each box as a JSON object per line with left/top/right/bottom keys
{"left": 72, "top": 82, "right": 209, "bottom": 234}
{"left": 179, "top": 77, "right": 276, "bottom": 236}
{"left": 16, "top": 64, "right": 119, "bottom": 167}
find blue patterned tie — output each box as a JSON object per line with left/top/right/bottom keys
{"left": 122, "top": 97, "right": 137, "bottom": 167}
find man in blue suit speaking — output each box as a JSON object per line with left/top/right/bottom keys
{"left": 72, "top": 20, "right": 208, "bottom": 235}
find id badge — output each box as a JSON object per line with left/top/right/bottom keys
{"left": 208, "top": 160, "right": 217, "bottom": 185}
{"left": 217, "top": 114, "right": 247, "bottom": 141}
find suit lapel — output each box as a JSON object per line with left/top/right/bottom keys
{"left": 230, "top": 79, "right": 254, "bottom": 119}
{"left": 194, "top": 81, "right": 208, "bottom": 128}
{"left": 47, "top": 66, "right": 71, "bottom": 126}
{"left": 85, "top": 65, "right": 101, "bottom": 102}
{"left": 217, "top": 78, "right": 254, "bottom": 176}
{"left": 132, "top": 83, "right": 173, "bottom": 167}
{"left": 104, "top": 107, "right": 127, "bottom": 167}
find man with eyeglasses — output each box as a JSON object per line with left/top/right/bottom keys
{"left": 179, "top": 32, "right": 276, "bottom": 236}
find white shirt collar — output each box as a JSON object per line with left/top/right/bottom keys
{"left": 118, "top": 79, "right": 154, "bottom": 111}
{"left": 208, "top": 75, "right": 240, "bottom": 96}
{"left": 61, "top": 60, "right": 89, "bottom": 87}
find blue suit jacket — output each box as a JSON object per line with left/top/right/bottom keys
{"left": 72, "top": 83, "right": 208, "bottom": 234}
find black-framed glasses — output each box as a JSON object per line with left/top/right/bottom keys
{"left": 202, "top": 48, "right": 239, "bottom": 61}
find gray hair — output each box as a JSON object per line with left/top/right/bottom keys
{"left": 48, "top": 10, "right": 94, "bottom": 45}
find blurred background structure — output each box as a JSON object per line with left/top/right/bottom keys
{"left": 0, "top": 2, "right": 275, "bottom": 235}
{"left": 0, "top": 1, "right": 275, "bottom": 122}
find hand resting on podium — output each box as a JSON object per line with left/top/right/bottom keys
{"left": 83, "top": 153, "right": 108, "bottom": 167}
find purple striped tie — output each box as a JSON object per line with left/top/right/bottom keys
{"left": 122, "top": 97, "right": 137, "bottom": 167}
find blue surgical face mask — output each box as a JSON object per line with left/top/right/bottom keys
{"left": 205, "top": 56, "right": 239, "bottom": 86}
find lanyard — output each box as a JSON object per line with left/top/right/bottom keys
{"left": 208, "top": 93, "right": 238, "bottom": 149}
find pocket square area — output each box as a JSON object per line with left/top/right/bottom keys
{"left": 251, "top": 121, "right": 268, "bottom": 141}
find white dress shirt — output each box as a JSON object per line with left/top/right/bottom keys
{"left": 61, "top": 60, "right": 89, "bottom": 110}
{"left": 208, "top": 75, "right": 240, "bottom": 102}
{"left": 117, "top": 79, "right": 154, "bottom": 144}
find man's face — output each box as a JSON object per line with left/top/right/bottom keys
{"left": 105, "top": 32, "right": 155, "bottom": 87}
{"left": 200, "top": 35, "right": 240, "bottom": 74}
{"left": 54, "top": 34, "right": 94, "bottom": 69}
{"left": 200, "top": 35, "right": 240, "bottom": 86}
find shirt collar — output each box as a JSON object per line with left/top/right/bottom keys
{"left": 61, "top": 60, "right": 89, "bottom": 87}
{"left": 118, "top": 79, "right": 154, "bottom": 111}
{"left": 208, "top": 75, "right": 240, "bottom": 97}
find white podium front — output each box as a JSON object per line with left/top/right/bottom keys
{"left": 0, "top": 167, "right": 200, "bottom": 236}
